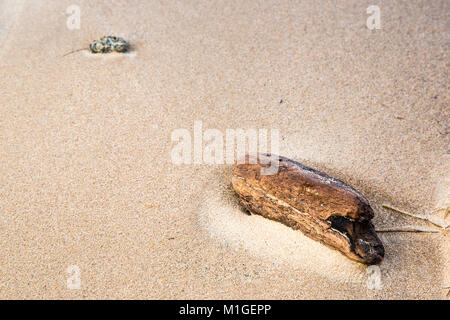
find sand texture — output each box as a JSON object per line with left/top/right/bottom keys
{"left": 0, "top": 0, "right": 448, "bottom": 299}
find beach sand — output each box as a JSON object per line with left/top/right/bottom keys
{"left": 0, "top": 0, "right": 448, "bottom": 299}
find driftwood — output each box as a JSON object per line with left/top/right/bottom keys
{"left": 232, "top": 154, "right": 384, "bottom": 265}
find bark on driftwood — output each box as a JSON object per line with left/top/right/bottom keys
{"left": 232, "top": 154, "right": 384, "bottom": 265}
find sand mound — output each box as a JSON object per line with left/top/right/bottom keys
{"left": 198, "top": 173, "right": 369, "bottom": 284}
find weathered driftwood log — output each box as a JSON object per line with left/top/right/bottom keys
{"left": 232, "top": 154, "right": 384, "bottom": 265}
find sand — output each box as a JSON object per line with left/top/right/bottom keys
{"left": 0, "top": 0, "right": 448, "bottom": 299}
